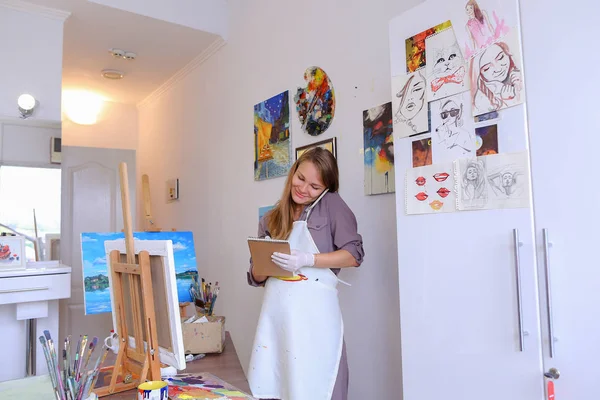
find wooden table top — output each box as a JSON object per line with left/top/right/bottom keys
{"left": 104, "top": 331, "right": 250, "bottom": 398}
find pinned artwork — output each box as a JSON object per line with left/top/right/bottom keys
{"left": 450, "top": 0, "right": 515, "bottom": 59}
{"left": 166, "top": 373, "right": 254, "bottom": 399}
{"left": 405, "top": 20, "right": 452, "bottom": 73}
{"left": 475, "top": 124, "right": 498, "bottom": 156}
{"left": 412, "top": 137, "right": 432, "bottom": 167}
{"left": 425, "top": 27, "right": 469, "bottom": 101}
{"left": 295, "top": 137, "right": 337, "bottom": 160}
{"left": 474, "top": 110, "right": 500, "bottom": 123}
{"left": 81, "top": 231, "right": 198, "bottom": 315}
{"left": 455, "top": 151, "right": 530, "bottom": 210}
{"left": 0, "top": 235, "right": 25, "bottom": 270}
{"left": 363, "top": 102, "right": 395, "bottom": 195}
{"left": 294, "top": 66, "right": 335, "bottom": 136}
{"left": 431, "top": 91, "right": 476, "bottom": 163}
{"left": 469, "top": 30, "right": 525, "bottom": 116}
{"left": 391, "top": 70, "right": 429, "bottom": 138}
{"left": 254, "top": 91, "right": 292, "bottom": 181}
{"left": 406, "top": 163, "right": 456, "bottom": 214}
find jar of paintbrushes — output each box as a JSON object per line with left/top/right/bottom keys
{"left": 39, "top": 329, "right": 109, "bottom": 400}
{"left": 189, "top": 276, "right": 220, "bottom": 317}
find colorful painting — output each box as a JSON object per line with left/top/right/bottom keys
{"left": 81, "top": 231, "right": 198, "bottom": 315}
{"left": 469, "top": 30, "right": 524, "bottom": 116}
{"left": 405, "top": 162, "right": 456, "bottom": 215}
{"left": 450, "top": 0, "right": 516, "bottom": 59}
{"left": 412, "top": 137, "right": 432, "bottom": 167}
{"left": 295, "top": 137, "right": 337, "bottom": 160}
{"left": 258, "top": 205, "right": 274, "bottom": 222}
{"left": 166, "top": 373, "right": 255, "bottom": 399}
{"left": 294, "top": 66, "right": 335, "bottom": 136}
{"left": 431, "top": 91, "right": 476, "bottom": 163}
{"left": 254, "top": 91, "right": 291, "bottom": 181}
{"left": 405, "top": 20, "right": 452, "bottom": 73}
{"left": 363, "top": 102, "right": 395, "bottom": 195}
{"left": 475, "top": 124, "right": 498, "bottom": 156}
{"left": 0, "top": 235, "right": 25, "bottom": 270}
{"left": 391, "top": 70, "right": 429, "bottom": 138}
{"left": 425, "top": 27, "right": 469, "bottom": 101}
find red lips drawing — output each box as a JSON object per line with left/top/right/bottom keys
{"left": 433, "top": 172, "right": 449, "bottom": 182}
{"left": 436, "top": 187, "right": 451, "bottom": 198}
{"left": 415, "top": 176, "right": 426, "bottom": 186}
{"left": 415, "top": 192, "right": 428, "bottom": 201}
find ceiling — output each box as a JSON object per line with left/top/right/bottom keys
{"left": 25, "top": 0, "right": 222, "bottom": 105}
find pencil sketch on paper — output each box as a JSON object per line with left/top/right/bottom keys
{"left": 406, "top": 162, "right": 456, "bottom": 215}
{"left": 469, "top": 30, "right": 524, "bottom": 116}
{"left": 450, "top": 0, "right": 513, "bottom": 59}
{"left": 391, "top": 70, "right": 429, "bottom": 138}
{"left": 456, "top": 151, "right": 530, "bottom": 210}
{"left": 425, "top": 27, "right": 469, "bottom": 101}
{"left": 431, "top": 91, "right": 475, "bottom": 163}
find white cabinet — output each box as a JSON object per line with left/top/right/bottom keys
{"left": 0, "top": 264, "right": 71, "bottom": 382}
{"left": 390, "top": 0, "right": 598, "bottom": 399}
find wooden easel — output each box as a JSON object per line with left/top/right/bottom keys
{"left": 94, "top": 163, "right": 161, "bottom": 397}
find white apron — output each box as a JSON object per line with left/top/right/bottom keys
{"left": 248, "top": 194, "right": 344, "bottom": 400}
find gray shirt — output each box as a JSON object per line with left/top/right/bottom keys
{"left": 247, "top": 192, "right": 364, "bottom": 286}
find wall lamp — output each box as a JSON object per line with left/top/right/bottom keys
{"left": 18, "top": 94, "right": 37, "bottom": 119}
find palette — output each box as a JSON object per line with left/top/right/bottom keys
{"left": 166, "top": 373, "right": 255, "bottom": 400}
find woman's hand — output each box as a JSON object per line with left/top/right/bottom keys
{"left": 271, "top": 250, "right": 315, "bottom": 272}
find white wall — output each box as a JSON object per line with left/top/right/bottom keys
{"left": 0, "top": 121, "right": 61, "bottom": 168}
{"left": 137, "top": 0, "right": 418, "bottom": 398}
{"left": 62, "top": 101, "right": 138, "bottom": 150}
{"left": 0, "top": 6, "right": 64, "bottom": 121}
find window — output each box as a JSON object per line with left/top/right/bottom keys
{"left": 0, "top": 166, "right": 61, "bottom": 262}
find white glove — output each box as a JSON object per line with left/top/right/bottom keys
{"left": 271, "top": 250, "right": 315, "bottom": 272}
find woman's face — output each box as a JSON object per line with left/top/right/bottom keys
{"left": 466, "top": 4, "right": 475, "bottom": 18}
{"left": 291, "top": 161, "right": 326, "bottom": 205}
{"left": 466, "top": 166, "right": 478, "bottom": 181}
{"left": 502, "top": 172, "right": 513, "bottom": 187}
{"left": 480, "top": 44, "right": 510, "bottom": 82}
{"left": 400, "top": 73, "right": 425, "bottom": 120}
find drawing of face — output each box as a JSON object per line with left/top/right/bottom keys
{"left": 502, "top": 172, "right": 514, "bottom": 188}
{"left": 480, "top": 44, "right": 510, "bottom": 83}
{"left": 466, "top": 4, "right": 475, "bottom": 18}
{"left": 466, "top": 166, "right": 478, "bottom": 181}
{"left": 431, "top": 44, "right": 462, "bottom": 79}
{"left": 440, "top": 100, "right": 462, "bottom": 126}
{"left": 397, "top": 72, "right": 426, "bottom": 120}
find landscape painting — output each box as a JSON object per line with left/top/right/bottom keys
{"left": 81, "top": 231, "right": 198, "bottom": 315}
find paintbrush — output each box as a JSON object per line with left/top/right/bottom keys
{"left": 76, "top": 335, "right": 88, "bottom": 381}
{"left": 39, "top": 336, "right": 61, "bottom": 400}
{"left": 86, "top": 345, "right": 110, "bottom": 398}
{"left": 65, "top": 335, "right": 72, "bottom": 378}
{"left": 44, "top": 330, "right": 66, "bottom": 400}
{"left": 81, "top": 337, "right": 98, "bottom": 376}
{"left": 73, "top": 335, "right": 82, "bottom": 380}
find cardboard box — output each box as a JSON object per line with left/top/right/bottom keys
{"left": 181, "top": 315, "right": 226, "bottom": 354}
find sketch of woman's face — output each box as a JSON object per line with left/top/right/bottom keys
{"left": 440, "top": 100, "right": 461, "bottom": 126}
{"left": 502, "top": 172, "right": 514, "bottom": 188}
{"left": 480, "top": 44, "right": 510, "bottom": 82}
{"left": 398, "top": 73, "right": 425, "bottom": 120}
{"left": 466, "top": 166, "right": 478, "bottom": 181}
{"left": 431, "top": 44, "right": 462, "bottom": 79}
{"left": 466, "top": 4, "right": 475, "bottom": 18}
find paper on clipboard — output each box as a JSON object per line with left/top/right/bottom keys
{"left": 247, "top": 237, "right": 294, "bottom": 277}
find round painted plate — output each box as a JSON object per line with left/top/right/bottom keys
{"left": 294, "top": 66, "right": 335, "bottom": 136}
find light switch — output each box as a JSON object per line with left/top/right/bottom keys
{"left": 167, "top": 179, "right": 179, "bottom": 202}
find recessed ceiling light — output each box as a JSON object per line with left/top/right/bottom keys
{"left": 109, "top": 48, "right": 136, "bottom": 60}
{"left": 109, "top": 48, "right": 125, "bottom": 58}
{"left": 101, "top": 69, "right": 124, "bottom": 80}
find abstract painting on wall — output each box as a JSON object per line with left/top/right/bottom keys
{"left": 405, "top": 20, "right": 452, "bottom": 73}
{"left": 294, "top": 66, "right": 335, "bottom": 136}
{"left": 412, "top": 137, "right": 432, "bottom": 167}
{"left": 363, "top": 102, "right": 395, "bottom": 195}
{"left": 81, "top": 231, "right": 198, "bottom": 315}
{"left": 475, "top": 124, "right": 498, "bottom": 156}
{"left": 254, "top": 91, "right": 291, "bottom": 181}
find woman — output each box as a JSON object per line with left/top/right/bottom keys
{"left": 465, "top": 0, "right": 495, "bottom": 52}
{"left": 247, "top": 147, "right": 364, "bottom": 400}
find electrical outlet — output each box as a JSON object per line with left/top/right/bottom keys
{"left": 167, "top": 179, "right": 179, "bottom": 202}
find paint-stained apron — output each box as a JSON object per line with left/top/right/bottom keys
{"left": 248, "top": 197, "right": 343, "bottom": 400}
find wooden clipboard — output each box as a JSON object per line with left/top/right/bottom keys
{"left": 247, "top": 237, "right": 294, "bottom": 277}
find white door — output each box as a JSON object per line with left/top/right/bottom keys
{"left": 389, "top": 1, "right": 545, "bottom": 399}
{"left": 59, "top": 146, "right": 136, "bottom": 344}
{"left": 521, "top": 0, "right": 600, "bottom": 397}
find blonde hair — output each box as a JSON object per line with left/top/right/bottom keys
{"left": 267, "top": 147, "right": 339, "bottom": 239}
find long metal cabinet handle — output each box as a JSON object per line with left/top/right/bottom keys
{"left": 543, "top": 228, "right": 555, "bottom": 358}
{"left": 0, "top": 287, "right": 49, "bottom": 294}
{"left": 513, "top": 229, "right": 524, "bottom": 352}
